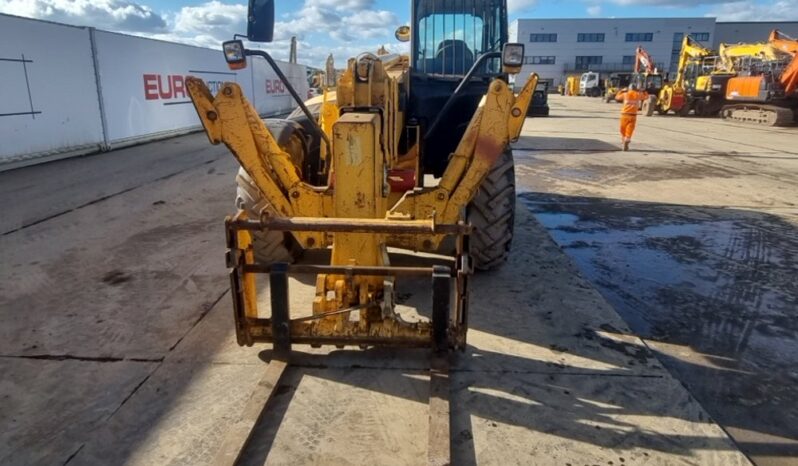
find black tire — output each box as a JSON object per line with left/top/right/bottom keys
{"left": 234, "top": 117, "right": 314, "bottom": 265}
{"left": 643, "top": 96, "right": 656, "bottom": 116}
{"left": 467, "top": 148, "right": 516, "bottom": 271}
{"left": 236, "top": 168, "right": 302, "bottom": 264}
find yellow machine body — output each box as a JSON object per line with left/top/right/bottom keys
{"left": 186, "top": 52, "right": 538, "bottom": 349}
{"left": 657, "top": 36, "right": 714, "bottom": 113}
{"left": 565, "top": 75, "right": 579, "bottom": 96}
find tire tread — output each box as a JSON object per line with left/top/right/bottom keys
{"left": 467, "top": 149, "right": 516, "bottom": 271}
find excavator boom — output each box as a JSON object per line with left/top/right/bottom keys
{"left": 768, "top": 29, "right": 798, "bottom": 95}
{"left": 635, "top": 46, "right": 656, "bottom": 74}
{"left": 782, "top": 55, "right": 798, "bottom": 95}
{"left": 673, "top": 35, "right": 713, "bottom": 90}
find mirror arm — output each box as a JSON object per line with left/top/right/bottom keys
{"left": 424, "top": 51, "right": 501, "bottom": 141}
{"left": 244, "top": 48, "right": 332, "bottom": 162}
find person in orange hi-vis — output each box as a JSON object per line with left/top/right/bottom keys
{"left": 615, "top": 83, "right": 648, "bottom": 151}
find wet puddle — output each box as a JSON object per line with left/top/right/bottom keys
{"left": 520, "top": 192, "right": 798, "bottom": 459}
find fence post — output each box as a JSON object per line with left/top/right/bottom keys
{"left": 88, "top": 27, "right": 110, "bottom": 151}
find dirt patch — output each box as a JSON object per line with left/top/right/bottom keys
{"left": 102, "top": 270, "right": 132, "bottom": 285}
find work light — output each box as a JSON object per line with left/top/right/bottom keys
{"left": 502, "top": 43, "right": 525, "bottom": 73}
{"left": 222, "top": 40, "right": 247, "bottom": 70}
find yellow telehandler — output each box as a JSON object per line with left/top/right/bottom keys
{"left": 184, "top": 0, "right": 538, "bottom": 463}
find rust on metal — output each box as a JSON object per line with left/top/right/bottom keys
{"left": 242, "top": 264, "right": 449, "bottom": 277}
{"left": 229, "top": 217, "right": 471, "bottom": 235}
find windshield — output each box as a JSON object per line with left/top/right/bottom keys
{"left": 647, "top": 75, "right": 663, "bottom": 88}
{"left": 413, "top": 0, "right": 506, "bottom": 76}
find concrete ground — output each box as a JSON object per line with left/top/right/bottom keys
{"left": 517, "top": 95, "right": 798, "bottom": 466}
{"left": 1, "top": 97, "right": 787, "bottom": 465}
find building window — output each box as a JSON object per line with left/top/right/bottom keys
{"left": 692, "top": 32, "right": 710, "bottom": 42}
{"left": 577, "top": 33, "right": 605, "bottom": 42}
{"left": 622, "top": 55, "right": 635, "bottom": 65}
{"left": 529, "top": 33, "right": 557, "bottom": 43}
{"left": 625, "top": 32, "right": 653, "bottom": 42}
{"left": 525, "top": 56, "right": 556, "bottom": 65}
{"left": 671, "top": 33, "right": 684, "bottom": 72}
{"left": 575, "top": 55, "right": 603, "bottom": 70}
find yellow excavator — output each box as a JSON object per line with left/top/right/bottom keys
{"left": 651, "top": 35, "right": 733, "bottom": 117}
{"left": 184, "top": 0, "right": 537, "bottom": 463}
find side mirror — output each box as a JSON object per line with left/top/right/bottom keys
{"left": 223, "top": 40, "right": 247, "bottom": 70}
{"left": 395, "top": 25, "right": 410, "bottom": 43}
{"left": 247, "top": 0, "right": 274, "bottom": 42}
{"left": 502, "top": 43, "right": 524, "bottom": 74}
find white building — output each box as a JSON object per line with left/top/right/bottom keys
{"left": 510, "top": 17, "right": 798, "bottom": 88}
{"left": 714, "top": 21, "right": 798, "bottom": 48}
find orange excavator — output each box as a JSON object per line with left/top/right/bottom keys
{"left": 770, "top": 30, "right": 798, "bottom": 95}
{"left": 631, "top": 46, "right": 665, "bottom": 115}
{"left": 721, "top": 30, "right": 798, "bottom": 126}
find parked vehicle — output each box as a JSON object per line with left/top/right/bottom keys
{"left": 528, "top": 81, "right": 550, "bottom": 116}
{"left": 564, "top": 75, "right": 579, "bottom": 96}
{"left": 719, "top": 30, "right": 798, "bottom": 126}
{"left": 579, "top": 71, "right": 603, "bottom": 97}
{"left": 604, "top": 72, "right": 632, "bottom": 102}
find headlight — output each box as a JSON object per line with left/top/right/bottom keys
{"left": 223, "top": 40, "right": 247, "bottom": 70}
{"left": 502, "top": 43, "right": 524, "bottom": 69}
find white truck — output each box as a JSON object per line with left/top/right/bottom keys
{"left": 579, "top": 72, "right": 603, "bottom": 97}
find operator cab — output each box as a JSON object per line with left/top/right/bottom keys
{"left": 225, "top": 0, "right": 516, "bottom": 180}
{"left": 413, "top": 0, "right": 504, "bottom": 75}
{"left": 409, "top": 0, "right": 508, "bottom": 177}
{"left": 632, "top": 73, "right": 664, "bottom": 95}
{"left": 608, "top": 73, "right": 632, "bottom": 89}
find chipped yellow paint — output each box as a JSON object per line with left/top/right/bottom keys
{"left": 186, "top": 64, "right": 539, "bottom": 338}
{"left": 508, "top": 73, "right": 538, "bottom": 141}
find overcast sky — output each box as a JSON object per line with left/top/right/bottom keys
{"left": 1, "top": 0, "right": 796, "bottom": 67}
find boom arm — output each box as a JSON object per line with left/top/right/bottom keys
{"left": 769, "top": 29, "right": 798, "bottom": 55}
{"left": 768, "top": 29, "right": 798, "bottom": 94}
{"left": 718, "top": 41, "right": 781, "bottom": 72}
{"left": 673, "top": 35, "right": 712, "bottom": 90}
{"left": 635, "top": 46, "right": 656, "bottom": 74}
{"left": 186, "top": 71, "right": 539, "bottom": 252}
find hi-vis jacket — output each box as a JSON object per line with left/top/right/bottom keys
{"left": 616, "top": 89, "right": 648, "bottom": 116}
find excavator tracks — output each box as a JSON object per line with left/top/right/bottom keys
{"left": 720, "top": 104, "right": 796, "bottom": 126}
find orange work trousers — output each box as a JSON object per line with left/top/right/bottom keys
{"left": 620, "top": 114, "right": 637, "bottom": 142}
